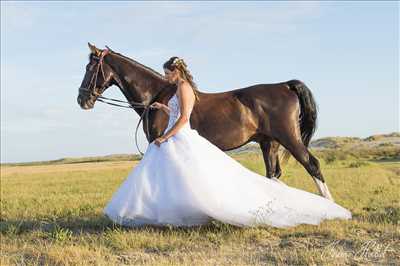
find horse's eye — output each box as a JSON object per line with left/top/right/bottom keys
{"left": 86, "top": 64, "right": 94, "bottom": 71}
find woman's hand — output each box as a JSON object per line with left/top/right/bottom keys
{"left": 150, "top": 102, "right": 164, "bottom": 110}
{"left": 150, "top": 102, "right": 170, "bottom": 115}
{"left": 154, "top": 136, "right": 167, "bottom": 147}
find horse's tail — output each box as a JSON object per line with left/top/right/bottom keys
{"left": 281, "top": 79, "right": 318, "bottom": 164}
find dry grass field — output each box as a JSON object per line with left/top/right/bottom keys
{"left": 1, "top": 136, "right": 399, "bottom": 265}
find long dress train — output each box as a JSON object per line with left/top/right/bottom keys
{"left": 103, "top": 93, "right": 352, "bottom": 228}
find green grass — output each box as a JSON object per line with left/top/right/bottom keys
{"left": 1, "top": 151, "right": 399, "bottom": 265}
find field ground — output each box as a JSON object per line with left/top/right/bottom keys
{"left": 1, "top": 144, "right": 399, "bottom": 265}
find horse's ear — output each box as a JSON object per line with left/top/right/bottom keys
{"left": 105, "top": 45, "right": 114, "bottom": 52}
{"left": 88, "top": 42, "right": 101, "bottom": 56}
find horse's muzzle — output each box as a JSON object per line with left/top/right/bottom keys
{"left": 77, "top": 88, "right": 95, "bottom": 110}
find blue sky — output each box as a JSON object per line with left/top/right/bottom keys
{"left": 1, "top": 1, "right": 398, "bottom": 163}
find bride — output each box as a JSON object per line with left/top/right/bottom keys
{"left": 103, "top": 57, "right": 352, "bottom": 228}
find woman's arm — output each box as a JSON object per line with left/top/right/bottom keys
{"left": 161, "top": 83, "right": 194, "bottom": 140}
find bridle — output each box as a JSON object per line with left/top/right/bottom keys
{"left": 79, "top": 49, "right": 153, "bottom": 156}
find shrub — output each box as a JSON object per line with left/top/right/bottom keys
{"left": 348, "top": 161, "right": 370, "bottom": 168}
{"left": 325, "top": 152, "right": 337, "bottom": 164}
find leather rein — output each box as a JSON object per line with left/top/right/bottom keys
{"left": 79, "top": 49, "right": 152, "bottom": 156}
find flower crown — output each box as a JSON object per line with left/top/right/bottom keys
{"left": 172, "top": 57, "right": 185, "bottom": 68}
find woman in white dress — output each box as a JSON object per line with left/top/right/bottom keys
{"left": 103, "top": 57, "right": 352, "bottom": 228}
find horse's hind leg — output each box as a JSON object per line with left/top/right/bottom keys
{"left": 259, "top": 140, "right": 285, "bottom": 184}
{"left": 289, "top": 141, "right": 333, "bottom": 201}
{"left": 276, "top": 131, "right": 334, "bottom": 201}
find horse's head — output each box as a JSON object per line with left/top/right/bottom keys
{"left": 77, "top": 43, "right": 116, "bottom": 109}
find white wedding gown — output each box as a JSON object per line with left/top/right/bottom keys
{"left": 103, "top": 93, "right": 352, "bottom": 228}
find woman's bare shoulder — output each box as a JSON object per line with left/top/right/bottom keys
{"left": 177, "top": 81, "right": 194, "bottom": 98}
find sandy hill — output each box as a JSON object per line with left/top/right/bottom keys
{"left": 3, "top": 132, "right": 399, "bottom": 166}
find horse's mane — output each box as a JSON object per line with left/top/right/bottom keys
{"left": 108, "top": 51, "right": 165, "bottom": 80}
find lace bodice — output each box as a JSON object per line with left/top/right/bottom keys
{"left": 165, "top": 93, "right": 191, "bottom": 132}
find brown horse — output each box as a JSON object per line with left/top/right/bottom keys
{"left": 77, "top": 43, "right": 334, "bottom": 201}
